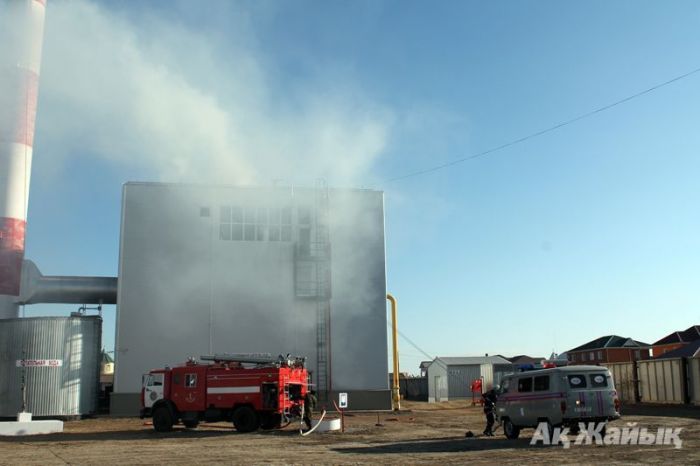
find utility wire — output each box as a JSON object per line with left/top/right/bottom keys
{"left": 389, "top": 66, "right": 700, "bottom": 182}
{"left": 387, "top": 321, "right": 447, "bottom": 370}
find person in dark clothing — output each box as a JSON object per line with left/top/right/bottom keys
{"left": 303, "top": 390, "right": 317, "bottom": 431}
{"left": 482, "top": 387, "right": 498, "bottom": 436}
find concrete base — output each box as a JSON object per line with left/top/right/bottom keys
{"left": 18, "top": 412, "right": 32, "bottom": 422}
{"left": 0, "top": 420, "right": 63, "bottom": 436}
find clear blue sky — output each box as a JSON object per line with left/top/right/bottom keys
{"left": 24, "top": 0, "right": 700, "bottom": 375}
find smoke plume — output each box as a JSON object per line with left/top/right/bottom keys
{"left": 37, "top": 0, "right": 393, "bottom": 186}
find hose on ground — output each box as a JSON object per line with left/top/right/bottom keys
{"left": 299, "top": 409, "right": 327, "bottom": 436}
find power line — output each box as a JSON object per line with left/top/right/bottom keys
{"left": 389, "top": 66, "right": 700, "bottom": 182}
{"left": 387, "top": 321, "right": 447, "bottom": 370}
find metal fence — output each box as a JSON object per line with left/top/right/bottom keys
{"left": 605, "top": 357, "right": 700, "bottom": 405}
{"left": 387, "top": 375, "right": 429, "bottom": 401}
{"left": 605, "top": 361, "right": 637, "bottom": 403}
{"left": 402, "top": 376, "right": 428, "bottom": 401}
{"left": 637, "top": 358, "right": 685, "bottom": 404}
{"left": 688, "top": 358, "right": 700, "bottom": 405}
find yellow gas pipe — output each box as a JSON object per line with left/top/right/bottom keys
{"left": 387, "top": 293, "right": 400, "bottom": 411}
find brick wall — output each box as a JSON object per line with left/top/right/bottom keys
{"left": 568, "top": 347, "right": 650, "bottom": 364}
{"left": 652, "top": 343, "right": 684, "bottom": 358}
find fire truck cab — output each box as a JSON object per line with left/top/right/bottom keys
{"left": 141, "top": 354, "right": 308, "bottom": 432}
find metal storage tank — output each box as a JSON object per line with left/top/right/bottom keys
{"left": 0, "top": 315, "right": 101, "bottom": 418}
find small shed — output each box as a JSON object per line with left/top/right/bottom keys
{"left": 427, "top": 356, "right": 513, "bottom": 402}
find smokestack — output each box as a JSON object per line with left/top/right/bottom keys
{"left": 0, "top": 0, "right": 47, "bottom": 318}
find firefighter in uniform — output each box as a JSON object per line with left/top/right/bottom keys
{"left": 482, "top": 386, "right": 498, "bottom": 436}
{"left": 303, "top": 390, "right": 317, "bottom": 431}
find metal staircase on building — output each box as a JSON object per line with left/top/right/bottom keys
{"left": 293, "top": 181, "right": 332, "bottom": 400}
{"left": 313, "top": 180, "right": 332, "bottom": 401}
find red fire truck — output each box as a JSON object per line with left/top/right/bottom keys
{"left": 140, "top": 354, "right": 309, "bottom": 432}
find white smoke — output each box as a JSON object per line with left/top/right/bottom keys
{"left": 37, "top": 0, "right": 393, "bottom": 186}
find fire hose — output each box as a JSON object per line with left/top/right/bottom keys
{"left": 299, "top": 409, "right": 327, "bottom": 436}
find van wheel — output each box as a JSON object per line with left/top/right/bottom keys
{"left": 232, "top": 406, "right": 260, "bottom": 433}
{"left": 503, "top": 419, "right": 520, "bottom": 439}
{"left": 153, "top": 406, "right": 174, "bottom": 432}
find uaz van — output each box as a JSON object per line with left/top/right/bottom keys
{"left": 496, "top": 365, "right": 621, "bottom": 439}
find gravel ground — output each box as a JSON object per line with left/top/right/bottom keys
{"left": 1, "top": 401, "right": 698, "bottom": 465}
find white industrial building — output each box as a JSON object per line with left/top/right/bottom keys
{"left": 112, "top": 182, "right": 391, "bottom": 413}
{"left": 427, "top": 356, "right": 514, "bottom": 402}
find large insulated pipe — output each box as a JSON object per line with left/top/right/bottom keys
{"left": 17, "top": 260, "right": 117, "bottom": 305}
{"left": 0, "top": 0, "right": 47, "bottom": 318}
{"left": 387, "top": 293, "right": 400, "bottom": 411}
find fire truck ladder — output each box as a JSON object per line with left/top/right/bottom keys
{"left": 200, "top": 353, "right": 277, "bottom": 365}
{"left": 314, "top": 179, "right": 332, "bottom": 400}
{"left": 282, "top": 374, "right": 292, "bottom": 419}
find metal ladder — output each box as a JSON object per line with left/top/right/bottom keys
{"left": 282, "top": 374, "right": 291, "bottom": 418}
{"left": 314, "top": 180, "right": 332, "bottom": 400}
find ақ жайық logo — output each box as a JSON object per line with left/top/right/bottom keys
{"left": 530, "top": 422, "right": 683, "bottom": 449}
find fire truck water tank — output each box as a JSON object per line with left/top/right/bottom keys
{"left": 0, "top": 315, "right": 102, "bottom": 418}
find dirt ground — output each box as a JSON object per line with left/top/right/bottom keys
{"left": 1, "top": 401, "right": 698, "bottom": 465}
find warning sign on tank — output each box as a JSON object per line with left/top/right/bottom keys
{"left": 16, "top": 359, "right": 63, "bottom": 367}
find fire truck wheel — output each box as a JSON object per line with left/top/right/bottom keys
{"left": 153, "top": 406, "right": 174, "bottom": 432}
{"left": 260, "top": 413, "right": 282, "bottom": 430}
{"left": 232, "top": 406, "right": 260, "bottom": 433}
{"left": 183, "top": 420, "right": 199, "bottom": 429}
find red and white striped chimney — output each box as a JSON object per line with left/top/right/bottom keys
{"left": 0, "top": 0, "right": 46, "bottom": 318}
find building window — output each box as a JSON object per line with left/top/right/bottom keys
{"left": 268, "top": 206, "right": 293, "bottom": 242}
{"left": 231, "top": 207, "right": 243, "bottom": 240}
{"left": 243, "top": 207, "right": 256, "bottom": 241}
{"left": 220, "top": 205, "right": 294, "bottom": 242}
{"left": 634, "top": 350, "right": 640, "bottom": 360}
{"left": 281, "top": 206, "right": 292, "bottom": 241}
{"left": 256, "top": 208, "right": 268, "bottom": 241}
{"left": 597, "top": 350, "right": 603, "bottom": 360}
{"left": 581, "top": 353, "right": 586, "bottom": 362}
{"left": 589, "top": 351, "right": 595, "bottom": 361}
{"left": 220, "top": 206, "right": 232, "bottom": 240}
{"left": 219, "top": 206, "right": 244, "bottom": 241}
{"left": 269, "top": 208, "right": 280, "bottom": 241}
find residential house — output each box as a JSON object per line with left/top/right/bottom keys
{"left": 652, "top": 325, "right": 700, "bottom": 358}
{"left": 566, "top": 335, "right": 651, "bottom": 365}
{"left": 654, "top": 340, "right": 700, "bottom": 359}
{"left": 507, "top": 355, "right": 545, "bottom": 369}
